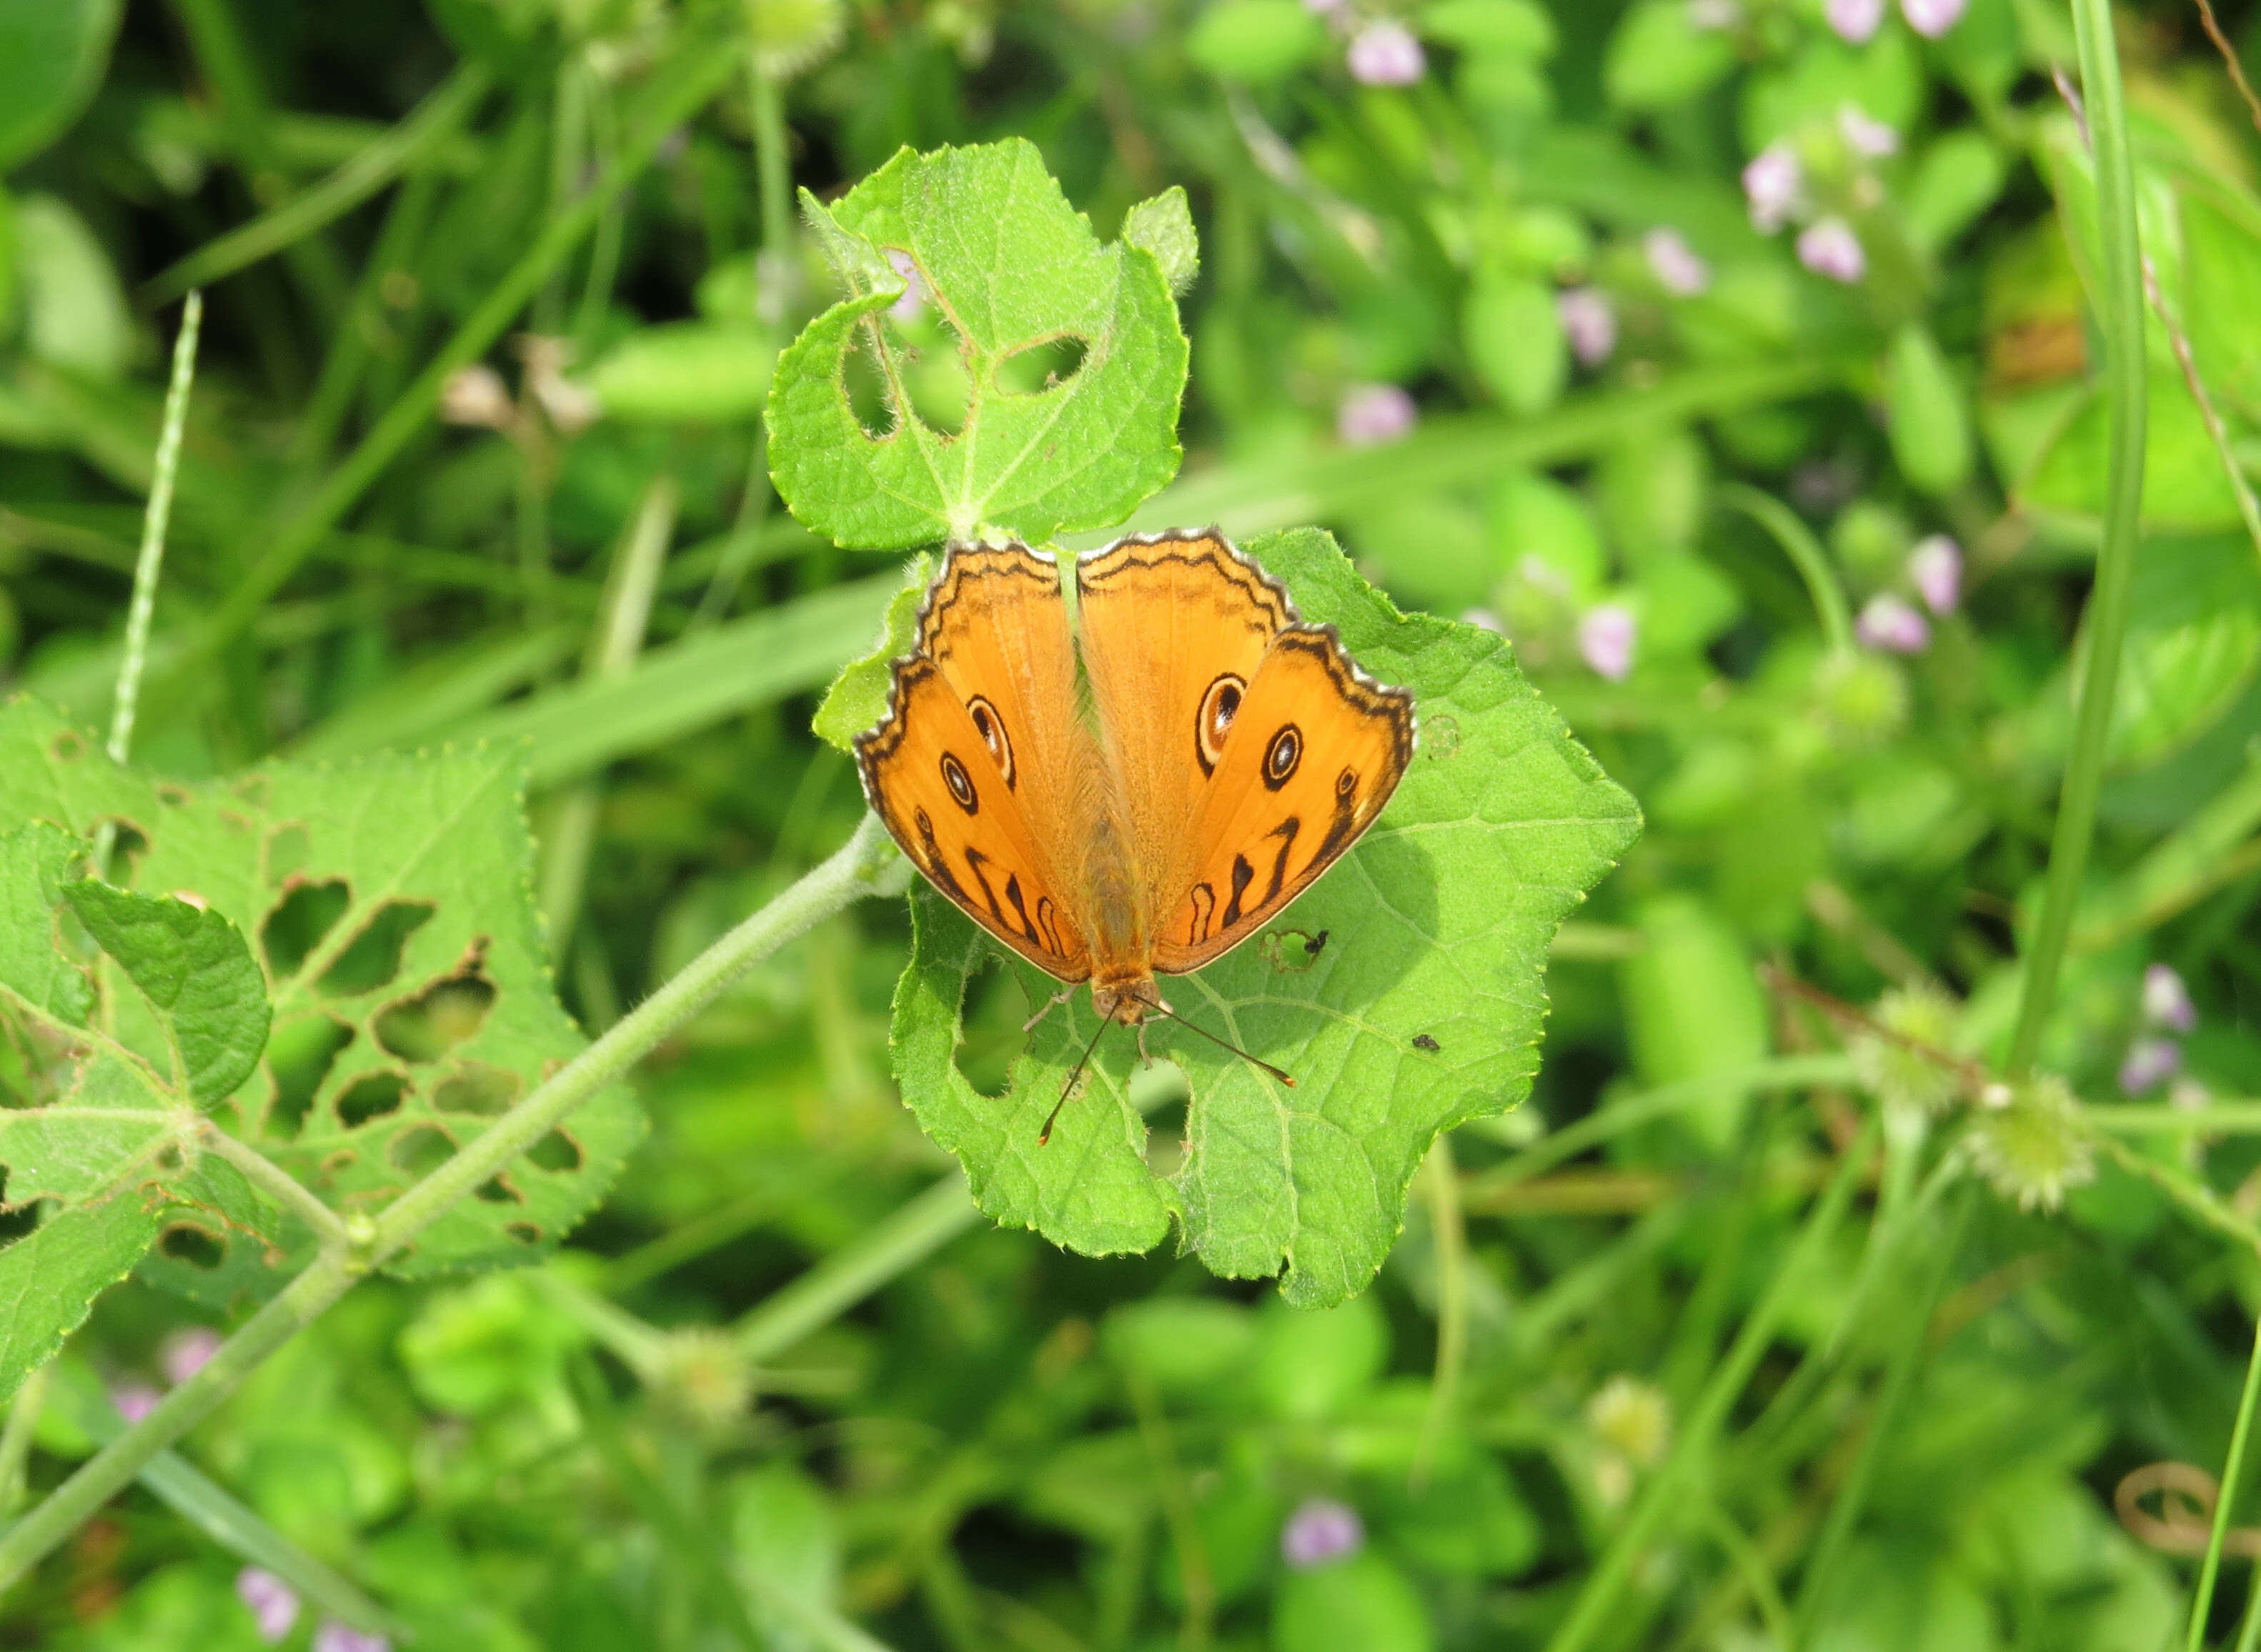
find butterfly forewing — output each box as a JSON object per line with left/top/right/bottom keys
{"left": 1076, "top": 532, "right": 1290, "bottom": 924}
{"left": 1148, "top": 626, "right": 1415, "bottom": 975}
{"left": 856, "top": 546, "right": 1098, "bottom": 982}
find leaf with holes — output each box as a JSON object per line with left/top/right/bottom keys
{"left": 62, "top": 880, "right": 269, "bottom": 1105}
{"left": 766, "top": 139, "right": 1188, "bottom": 549}
{"left": 0, "top": 696, "right": 643, "bottom": 1287}
{"left": 886, "top": 530, "right": 1641, "bottom": 1306}
{"left": 812, "top": 552, "right": 935, "bottom": 752}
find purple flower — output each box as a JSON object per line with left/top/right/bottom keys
{"left": 313, "top": 1625, "right": 391, "bottom": 1652}
{"left": 2144, "top": 963, "right": 2197, "bottom": 1034}
{"left": 1838, "top": 104, "right": 1899, "bottom": 158}
{"left": 1827, "top": 0, "right": 1886, "bottom": 41}
{"left": 885, "top": 249, "right": 926, "bottom": 322}
{"left": 1557, "top": 287, "right": 1617, "bottom": 367}
{"left": 2120, "top": 1037, "right": 2182, "bottom": 1097}
{"left": 1743, "top": 146, "right": 1803, "bottom": 234}
{"left": 237, "top": 1569, "right": 301, "bottom": 1644}
{"left": 1461, "top": 607, "right": 1506, "bottom": 634}
{"left": 1856, "top": 594, "right": 1929, "bottom": 654}
{"left": 1908, "top": 534, "right": 1962, "bottom": 614}
{"left": 439, "top": 365, "right": 513, "bottom": 429}
{"left": 159, "top": 1328, "right": 222, "bottom": 1385}
{"left": 1338, "top": 383, "right": 1416, "bottom": 446}
{"left": 1900, "top": 0, "right": 1966, "bottom": 36}
{"left": 1347, "top": 22, "right": 1424, "bottom": 86}
{"left": 111, "top": 1382, "right": 160, "bottom": 1424}
{"left": 1579, "top": 604, "right": 1637, "bottom": 680}
{"left": 1687, "top": 0, "right": 1741, "bottom": 26}
{"left": 1281, "top": 1497, "right": 1364, "bottom": 1568}
{"left": 1797, "top": 217, "right": 1867, "bottom": 282}
{"left": 1644, "top": 228, "right": 1711, "bottom": 297}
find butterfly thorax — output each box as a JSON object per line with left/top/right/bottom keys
{"left": 1082, "top": 793, "right": 1156, "bottom": 1020}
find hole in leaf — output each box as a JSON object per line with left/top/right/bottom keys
{"left": 51, "top": 730, "right": 84, "bottom": 763}
{"left": 1258, "top": 930, "right": 1326, "bottom": 974}
{"left": 476, "top": 1175, "right": 522, "bottom": 1205}
{"left": 953, "top": 959, "right": 1031, "bottom": 1099}
{"left": 842, "top": 321, "right": 895, "bottom": 440}
{"left": 1136, "top": 1061, "right": 1191, "bottom": 1175}
{"left": 156, "top": 1142, "right": 186, "bottom": 1174}
{"left": 318, "top": 900, "right": 437, "bottom": 997}
{"left": 267, "top": 823, "right": 311, "bottom": 885}
{"left": 896, "top": 308, "right": 970, "bottom": 437}
{"left": 525, "top": 1129, "right": 582, "bottom": 1173}
{"left": 996, "top": 333, "right": 1089, "bottom": 396}
{"left": 374, "top": 962, "right": 496, "bottom": 1062}
{"left": 94, "top": 820, "right": 149, "bottom": 880}
{"left": 337, "top": 1072, "right": 409, "bottom": 1128}
{"left": 505, "top": 1222, "right": 542, "bottom": 1245}
{"left": 389, "top": 1125, "right": 457, "bottom": 1175}
{"left": 159, "top": 1223, "right": 225, "bottom": 1270}
{"left": 266, "top": 1015, "right": 355, "bottom": 1138}
{"left": 434, "top": 1063, "right": 521, "bottom": 1116}
{"left": 262, "top": 880, "right": 351, "bottom": 980}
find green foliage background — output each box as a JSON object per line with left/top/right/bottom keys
{"left": 4, "top": 0, "right": 2261, "bottom": 1648}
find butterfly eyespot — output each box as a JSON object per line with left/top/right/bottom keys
{"left": 939, "top": 752, "right": 978, "bottom": 814}
{"left": 1195, "top": 674, "right": 1246, "bottom": 775}
{"left": 965, "top": 695, "right": 1015, "bottom": 787}
{"left": 1262, "top": 724, "right": 1302, "bottom": 790}
{"left": 1336, "top": 767, "right": 1357, "bottom": 798}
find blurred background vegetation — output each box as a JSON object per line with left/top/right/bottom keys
{"left": 8, "top": 0, "right": 2261, "bottom": 1646}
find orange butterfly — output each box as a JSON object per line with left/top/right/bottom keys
{"left": 856, "top": 530, "right": 1416, "bottom": 1138}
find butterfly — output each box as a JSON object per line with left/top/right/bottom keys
{"left": 855, "top": 529, "right": 1417, "bottom": 1139}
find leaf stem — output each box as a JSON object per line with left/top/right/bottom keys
{"left": 1541, "top": 1117, "right": 1880, "bottom": 1652}
{"left": 197, "top": 1123, "right": 352, "bottom": 1254}
{"left": 1715, "top": 483, "right": 1854, "bottom": 655}
{"left": 0, "top": 1365, "right": 51, "bottom": 1517}
{"left": 2194, "top": 1317, "right": 2261, "bottom": 1652}
{"left": 0, "top": 814, "right": 909, "bottom": 1596}
{"left": 2007, "top": 0, "right": 2149, "bottom": 1076}
{"left": 106, "top": 292, "right": 203, "bottom": 770}
{"left": 1413, "top": 1131, "right": 1466, "bottom": 1486}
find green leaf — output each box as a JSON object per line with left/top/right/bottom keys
{"left": 0, "top": 1195, "right": 162, "bottom": 1404}
{"left": 583, "top": 323, "right": 779, "bottom": 423}
{"left": 0, "top": 0, "right": 122, "bottom": 171}
{"left": 766, "top": 139, "right": 1188, "bottom": 548}
{"left": 63, "top": 881, "right": 271, "bottom": 1106}
{"left": 885, "top": 531, "right": 1639, "bottom": 1305}
{"left": 810, "top": 554, "right": 935, "bottom": 753}
{"left": 1122, "top": 186, "right": 1200, "bottom": 298}
{"left": 1464, "top": 273, "right": 1565, "bottom": 417}
{"left": 0, "top": 821, "right": 92, "bottom": 1027}
{"left": 1186, "top": 0, "right": 1325, "bottom": 86}
{"left": 1272, "top": 1551, "right": 1435, "bottom": 1652}
{"left": 0, "top": 697, "right": 643, "bottom": 1280}
{"left": 1616, "top": 894, "right": 1769, "bottom": 1147}
{"left": 1604, "top": 0, "right": 1736, "bottom": 112}
{"left": 1886, "top": 322, "right": 1974, "bottom": 497}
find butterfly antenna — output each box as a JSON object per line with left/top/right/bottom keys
{"left": 1146, "top": 1002, "right": 1296, "bottom": 1088}
{"left": 1040, "top": 1011, "right": 1115, "bottom": 1145}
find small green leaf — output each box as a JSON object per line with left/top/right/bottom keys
{"left": 64, "top": 880, "right": 272, "bottom": 1106}
{"left": 1604, "top": 0, "right": 1736, "bottom": 111}
{"left": 1616, "top": 895, "right": 1769, "bottom": 1147}
{"left": 766, "top": 139, "right": 1189, "bottom": 549}
{"left": 0, "top": 1195, "right": 162, "bottom": 1405}
{"left": 1886, "top": 322, "right": 1974, "bottom": 497}
{"left": 810, "top": 554, "right": 935, "bottom": 753}
{"left": 1464, "top": 273, "right": 1565, "bottom": 416}
{"left": 1272, "top": 1552, "right": 1435, "bottom": 1652}
{"left": 1122, "top": 186, "right": 1200, "bottom": 298}
{"left": 0, "top": 820, "right": 92, "bottom": 1027}
{"left": 0, "top": 0, "right": 121, "bottom": 171}
{"left": 583, "top": 323, "right": 779, "bottom": 423}
{"left": 886, "top": 531, "right": 1639, "bottom": 1305}
{"left": 1186, "top": 0, "right": 1324, "bottom": 86}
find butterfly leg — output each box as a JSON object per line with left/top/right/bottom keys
{"left": 1023, "top": 987, "right": 1075, "bottom": 1034}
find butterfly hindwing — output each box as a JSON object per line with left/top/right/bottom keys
{"left": 856, "top": 547, "right": 1098, "bottom": 982}
{"left": 1150, "top": 625, "right": 1415, "bottom": 974}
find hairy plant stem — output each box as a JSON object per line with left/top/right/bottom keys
{"left": 735, "top": 1173, "right": 978, "bottom": 1360}
{"left": 0, "top": 814, "right": 908, "bottom": 1595}
{"left": 2193, "top": 1317, "right": 2261, "bottom": 1651}
{"left": 2007, "top": 0, "right": 2148, "bottom": 1076}
{"left": 1542, "top": 1118, "right": 1881, "bottom": 1652}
